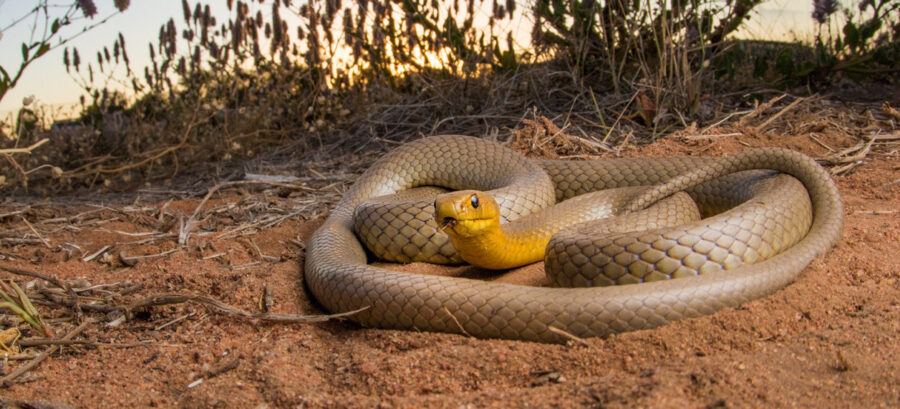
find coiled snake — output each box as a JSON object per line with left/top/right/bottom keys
{"left": 305, "top": 135, "right": 843, "bottom": 342}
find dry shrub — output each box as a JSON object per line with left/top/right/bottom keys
{"left": 6, "top": 0, "right": 897, "bottom": 194}
{"left": 507, "top": 115, "right": 581, "bottom": 159}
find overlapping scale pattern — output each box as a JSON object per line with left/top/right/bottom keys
{"left": 304, "top": 135, "right": 843, "bottom": 342}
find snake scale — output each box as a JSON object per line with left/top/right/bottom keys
{"left": 305, "top": 135, "right": 843, "bottom": 342}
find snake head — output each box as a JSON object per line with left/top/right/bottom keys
{"left": 434, "top": 190, "right": 500, "bottom": 238}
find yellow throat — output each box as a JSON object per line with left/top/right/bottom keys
{"left": 434, "top": 190, "right": 548, "bottom": 270}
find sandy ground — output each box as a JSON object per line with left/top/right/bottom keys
{"left": 0, "top": 112, "right": 898, "bottom": 408}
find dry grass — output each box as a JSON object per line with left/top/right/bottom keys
{"left": 4, "top": 64, "right": 898, "bottom": 197}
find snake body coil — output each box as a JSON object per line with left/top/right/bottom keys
{"left": 305, "top": 135, "right": 843, "bottom": 342}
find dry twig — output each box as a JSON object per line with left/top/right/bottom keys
{"left": 882, "top": 102, "right": 900, "bottom": 121}
{"left": 0, "top": 319, "right": 92, "bottom": 387}
{"left": 179, "top": 180, "right": 311, "bottom": 245}
{"left": 121, "top": 293, "right": 368, "bottom": 323}
{"left": 547, "top": 326, "right": 595, "bottom": 348}
{"left": 443, "top": 306, "right": 472, "bottom": 338}
{"left": 0, "top": 139, "right": 50, "bottom": 155}
{"left": 756, "top": 96, "right": 807, "bottom": 132}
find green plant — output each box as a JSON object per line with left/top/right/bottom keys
{"left": 2, "top": 0, "right": 800, "bottom": 191}
{"left": 724, "top": 0, "right": 900, "bottom": 86}
{"left": 0, "top": 0, "right": 130, "bottom": 105}
{"left": 0, "top": 280, "right": 52, "bottom": 337}
{"left": 532, "top": 0, "right": 763, "bottom": 120}
{"left": 12, "top": 0, "right": 523, "bottom": 186}
{"left": 817, "top": 0, "right": 900, "bottom": 75}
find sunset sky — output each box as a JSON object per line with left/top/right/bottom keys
{"left": 0, "top": 0, "right": 822, "bottom": 118}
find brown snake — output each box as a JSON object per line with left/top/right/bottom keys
{"left": 305, "top": 135, "right": 843, "bottom": 342}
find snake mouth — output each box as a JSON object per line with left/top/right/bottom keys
{"left": 439, "top": 216, "right": 457, "bottom": 230}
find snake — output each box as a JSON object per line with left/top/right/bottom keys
{"left": 431, "top": 187, "right": 703, "bottom": 270}
{"left": 304, "top": 134, "right": 843, "bottom": 342}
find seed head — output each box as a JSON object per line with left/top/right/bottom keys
{"left": 812, "top": 0, "right": 839, "bottom": 24}
{"left": 114, "top": 0, "right": 130, "bottom": 12}
{"left": 76, "top": 0, "right": 97, "bottom": 18}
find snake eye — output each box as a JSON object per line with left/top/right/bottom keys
{"left": 470, "top": 194, "right": 479, "bottom": 209}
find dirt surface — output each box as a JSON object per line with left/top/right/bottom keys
{"left": 1, "top": 106, "right": 899, "bottom": 408}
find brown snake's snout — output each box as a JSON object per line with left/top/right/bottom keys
{"left": 432, "top": 198, "right": 454, "bottom": 229}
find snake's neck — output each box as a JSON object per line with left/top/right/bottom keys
{"left": 447, "top": 224, "right": 551, "bottom": 270}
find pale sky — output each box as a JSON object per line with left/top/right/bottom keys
{"left": 0, "top": 0, "right": 820, "bottom": 118}
{"left": 0, "top": 0, "right": 233, "bottom": 117}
